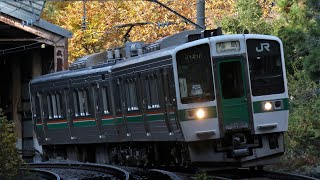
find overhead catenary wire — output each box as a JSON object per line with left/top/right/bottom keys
{"left": 0, "top": 42, "right": 42, "bottom": 56}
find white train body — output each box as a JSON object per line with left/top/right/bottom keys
{"left": 30, "top": 30, "right": 288, "bottom": 167}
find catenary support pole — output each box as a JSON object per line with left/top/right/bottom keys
{"left": 196, "top": 0, "right": 205, "bottom": 29}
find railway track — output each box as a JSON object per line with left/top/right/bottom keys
{"left": 24, "top": 163, "right": 183, "bottom": 180}
{"left": 24, "top": 162, "right": 130, "bottom": 180}
{"left": 19, "top": 168, "right": 61, "bottom": 180}
{"left": 121, "top": 165, "right": 319, "bottom": 180}
{"left": 22, "top": 163, "right": 319, "bottom": 180}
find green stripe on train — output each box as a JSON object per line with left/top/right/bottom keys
{"left": 101, "top": 117, "right": 125, "bottom": 125}
{"left": 47, "top": 123, "right": 68, "bottom": 129}
{"left": 253, "top": 98, "right": 289, "bottom": 113}
{"left": 101, "top": 118, "right": 115, "bottom": 125}
{"left": 126, "top": 115, "right": 143, "bottom": 123}
{"left": 101, "top": 113, "right": 167, "bottom": 126}
{"left": 178, "top": 106, "right": 218, "bottom": 121}
{"left": 147, "top": 113, "right": 165, "bottom": 121}
{"left": 73, "top": 120, "right": 96, "bottom": 127}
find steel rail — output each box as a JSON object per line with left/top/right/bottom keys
{"left": 25, "top": 162, "right": 130, "bottom": 180}
{"left": 20, "top": 168, "right": 61, "bottom": 180}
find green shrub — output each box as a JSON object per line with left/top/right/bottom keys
{"left": 0, "top": 108, "right": 23, "bottom": 179}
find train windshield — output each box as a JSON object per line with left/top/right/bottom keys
{"left": 176, "top": 44, "right": 215, "bottom": 104}
{"left": 247, "top": 39, "right": 285, "bottom": 96}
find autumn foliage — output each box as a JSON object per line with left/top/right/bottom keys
{"left": 43, "top": 0, "right": 237, "bottom": 62}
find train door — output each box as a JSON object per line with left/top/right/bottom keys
{"left": 216, "top": 58, "right": 250, "bottom": 131}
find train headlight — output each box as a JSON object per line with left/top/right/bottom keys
{"left": 264, "top": 102, "right": 273, "bottom": 111}
{"left": 196, "top": 109, "right": 205, "bottom": 119}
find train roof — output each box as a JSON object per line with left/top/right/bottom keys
{"left": 30, "top": 65, "right": 113, "bottom": 84}
{"left": 111, "top": 46, "right": 174, "bottom": 69}
{"left": 30, "top": 31, "right": 281, "bottom": 85}
{"left": 208, "top": 34, "right": 281, "bottom": 41}
{"left": 30, "top": 45, "right": 174, "bottom": 85}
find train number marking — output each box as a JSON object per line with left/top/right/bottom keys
{"left": 256, "top": 43, "right": 270, "bottom": 52}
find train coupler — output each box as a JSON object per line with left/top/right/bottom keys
{"left": 232, "top": 148, "right": 250, "bottom": 157}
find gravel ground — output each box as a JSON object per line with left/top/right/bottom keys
{"left": 266, "top": 165, "right": 320, "bottom": 179}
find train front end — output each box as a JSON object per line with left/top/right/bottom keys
{"left": 173, "top": 34, "right": 288, "bottom": 167}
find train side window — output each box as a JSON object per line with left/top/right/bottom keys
{"left": 32, "top": 93, "right": 41, "bottom": 118}
{"left": 73, "top": 90, "right": 80, "bottom": 117}
{"left": 124, "top": 79, "right": 139, "bottom": 111}
{"left": 75, "top": 88, "right": 91, "bottom": 116}
{"left": 83, "top": 89, "right": 91, "bottom": 115}
{"left": 113, "top": 79, "right": 121, "bottom": 113}
{"left": 50, "top": 93, "right": 63, "bottom": 119}
{"left": 165, "top": 69, "right": 175, "bottom": 104}
{"left": 51, "top": 94, "right": 58, "bottom": 118}
{"left": 102, "top": 86, "right": 110, "bottom": 114}
{"left": 39, "top": 94, "right": 46, "bottom": 120}
{"left": 46, "top": 94, "right": 53, "bottom": 119}
{"left": 77, "top": 90, "right": 85, "bottom": 116}
{"left": 56, "top": 93, "right": 63, "bottom": 118}
{"left": 145, "top": 75, "right": 160, "bottom": 109}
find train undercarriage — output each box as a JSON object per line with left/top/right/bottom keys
{"left": 40, "top": 132, "right": 284, "bottom": 169}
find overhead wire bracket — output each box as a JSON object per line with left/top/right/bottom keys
{"left": 113, "top": 22, "right": 153, "bottom": 43}
{"left": 146, "top": 0, "right": 204, "bottom": 29}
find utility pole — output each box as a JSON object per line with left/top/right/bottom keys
{"left": 196, "top": 0, "right": 205, "bottom": 29}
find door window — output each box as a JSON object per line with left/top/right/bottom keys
{"left": 219, "top": 61, "right": 244, "bottom": 99}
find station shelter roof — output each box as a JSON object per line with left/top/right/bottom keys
{"left": 0, "top": 1, "right": 72, "bottom": 38}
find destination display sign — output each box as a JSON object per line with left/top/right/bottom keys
{"left": 216, "top": 41, "right": 240, "bottom": 53}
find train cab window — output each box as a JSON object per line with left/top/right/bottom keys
{"left": 124, "top": 79, "right": 139, "bottom": 111}
{"left": 144, "top": 75, "right": 160, "bottom": 109}
{"left": 176, "top": 44, "right": 215, "bottom": 104}
{"left": 101, "top": 86, "right": 110, "bottom": 114}
{"left": 247, "top": 39, "right": 285, "bottom": 96}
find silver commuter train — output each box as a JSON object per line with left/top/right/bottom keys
{"left": 30, "top": 29, "right": 288, "bottom": 167}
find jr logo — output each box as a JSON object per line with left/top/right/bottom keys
{"left": 256, "top": 43, "right": 270, "bottom": 52}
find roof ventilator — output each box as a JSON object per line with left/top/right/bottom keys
{"left": 186, "top": 27, "right": 223, "bottom": 42}
{"left": 106, "top": 49, "right": 115, "bottom": 63}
